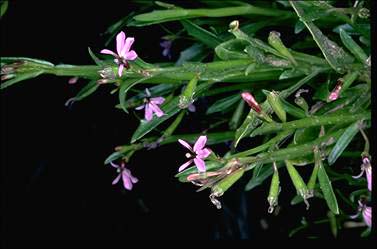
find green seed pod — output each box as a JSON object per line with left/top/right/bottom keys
{"left": 267, "top": 162, "right": 280, "bottom": 213}
{"left": 268, "top": 31, "right": 297, "bottom": 66}
{"left": 294, "top": 96, "right": 309, "bottom": 114}
{"left": 285, "top": 160, "right": 310, "bottom": 209}
{"left": 263, "top": 90, "right": 286, "bottom": 122}
{"left": 211, "top": 168, "right": 245, "bottom": 197}
{"left": 307, "top": 146, "right": 321, "bottom": 195}
{"left": 178, "top": 75, "right": 198, "bottom": 109}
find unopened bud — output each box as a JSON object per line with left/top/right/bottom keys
{"left": 328, "top": 79, "right": 343, "bottom": 102}
{"left": 241, "top": 91, "right": 261, "bottom": 113}
{"left": 229, "top": 20, "right": 239, "bottom": 31}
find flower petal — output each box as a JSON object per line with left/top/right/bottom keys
{"left": 116, "top": 31, "right": 126, "bottom": 56}
{"left": 145, "top": 103, "right": 153, "bottom": 121}
{"left": 193, "top": 135, "right": 207, "bottom": 152}
{"left": 178, "top": 139, "right": 192, "bottom": 151}
{"left": 188, "top": 103, "right": 196, "bottom": 112}
{"left": 125, "top": 50, "right": 138, "bottom": 61}
{"left": 149, "top": 103, "right": 164, "bottom": 117}
{"left": 118, "top": 64, "right": 124, "bottom": 77}
{"left": 362, "top": 206, "right": 372, "bottom": 227}
{"left": 112, "top": 174, "right": 121, "bottom": 185}
{"left": 366, "top": 166, "right": 372, "bottom": 191}
{"left": 194, "top": 158, "right": 206, "bottom": 172}
{"left": 135, "top": 104, "right": 145, "bottom": 110}
{"left": 197, "top": 148, "right": 211, "bottom": 159}
{"left": 100, "top": 49, "right": 116, "bottom": 56}
{"left": 121, "top": 37, "right": 135, "bottom": 56}
{"left": 122, "top": 172, "right": 133, "bottom": 190}
{"left": 150, "top": 97, "right": 165, "bottom": 105}
{"left": 110, "top": 162, "right": 119, "bottom": 168}
{"left": 178, "top": 160, "right": 193, "bottom": 172}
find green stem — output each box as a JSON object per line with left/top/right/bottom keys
{"left": 240, "top": 129, "right": 345, "bottom": 170}
{"left": 250, "top": 112, "right": 370, "bottom": 137}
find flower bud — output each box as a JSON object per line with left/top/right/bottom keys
{"left": 241, "top": 91, "right": 261, "bottom": 113}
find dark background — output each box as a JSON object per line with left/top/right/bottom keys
{"left": 1, "top": 1, "right": 374, "bottom": 248}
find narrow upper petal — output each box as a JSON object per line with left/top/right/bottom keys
{"left": 112, "top": 174, "right": 121, "bottom": 185}
{"left": 194, "top": 158, "right": 206, "bottom": 172}
{"left": 130, "top": 175, "right": 139, "bottom": 184}
{"left": 122, "top": 172, "right": 133, "bottom": 190}
{"left": 135, "top": 104, "right": 145, "bottom": 110}
{"left": 110, "top": 162, "right": 119, "bottom": 168}
{"left": 150, "top": 97, "right": 165, "bottom": 105}
{"left": 100, "top": 49, "right": 116, "bottom": 56}
{"left": 118, "top": 64, "right": 124, "bottom": 77}
{"left": 121, "top": 37, "right": 135, "bottom": 56}
{"left": 145, "top": 103, "right": 153, "bottom": 121}
{"left": 363, "top": 206, "right": 372, "bottom": 227}
{"left": 125, "top": 50, "right": 138, "bottom": 61}
{"left": 193, "top": 135, "right": 207, "bottom": 152}
{"left": 116, "top": 31, "right": 126, "bottom": 56}
{"left": 366, "top": 166, "right": 372, "bottom": 191}
{"left": 178, "top": 139, "right": 192, "bottom": 151}
{"left": 196, "top": 148, "right": 211, "bottom": 159}
{"left": 188, "top": 104, "right": 196, "bottom": 112}
{"left": 149, "top": 103, "right": 164, "bottom": 117}
{"left": 178, "top": 160, "right": 193, "bottom": 172}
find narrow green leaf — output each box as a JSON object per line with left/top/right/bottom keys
{"left": 118, "top": 77, "right": 152, "bottom": 114}
{"left": 176, "top": 43, "right": 207, "bottom": 66}
{"left": 215, "top": 39, "right": 249, "bottom": 60}
{"left": 206, "top": 94, "right": 240, "bottom": 114}
{"left": 88, "top": 47, "right": 105, "bottom": 66}
{"left": 318, "top": 165, "right": 339, "bottom": 214}
{"left": 327, "top": 121, "right": 360, "bottom": 165}
{"left": 181, "top": 20, "right": 223, "bottom": 48}
{"left": 65, "top": 80, "right": 99, "bottom": 105}
{"left": 290, "top": 1, "right": 354, "bottom": 73}
{"left": 339, "top": 29, "right": 368, "bottom": 64}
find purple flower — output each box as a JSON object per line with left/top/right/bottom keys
{"left": 350, "top": 200, "right": 372, "bottom": 228}
{"left": 160, "top": 40, "right": 172, "bottom": 59}
{"left": 135, "top": 88, "right": 165, "bottom": 122}
{"left": 178, "top": 135, "right": 212, "bottom": 172}
{"left": 100, "top": 31, "right": 138, "bottom": 77}
{"left": 353, "top": 156, "right": 372, "bottom": 191}
{"left": 110, "top": 162, "right": 138, "bottom": 190}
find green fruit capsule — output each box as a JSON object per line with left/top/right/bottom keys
{"left": 285, "top": 160, "right": 310, "bottom": 209}
{"left": 211, "top": 168, "right": 245, "bottom": 197}
{"left": 178, "top": 75, "right": 198, "bottom": 109}
{"left": 263, "top": 90, "right": 286, "bottom": 122}
{"left": 268, "top": 31, "right": 297, "bottom": 66}
{"left": 267, "top": 162, "right": 280, "bottom": 213}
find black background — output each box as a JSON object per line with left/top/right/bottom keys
{"left": 1, "top": 1, "right": 374, "bottom": 248}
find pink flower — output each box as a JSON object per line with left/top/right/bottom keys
{"left": 178, "top": 135, "right": 212, "bottom": 172}
{"left": 110, "top": 162, "right": 138, "bottom": 190}
{"left": 353, "top": 156, "right": 372, "bottom": 191}
{"left": 100, "top": 31, "right": 138, "bottom": 77}
{"left": 135, "top": 88, "right": 165, "bottom": 121}
{"left": 241, "top": 91, "right": 261, "bottom": 113}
